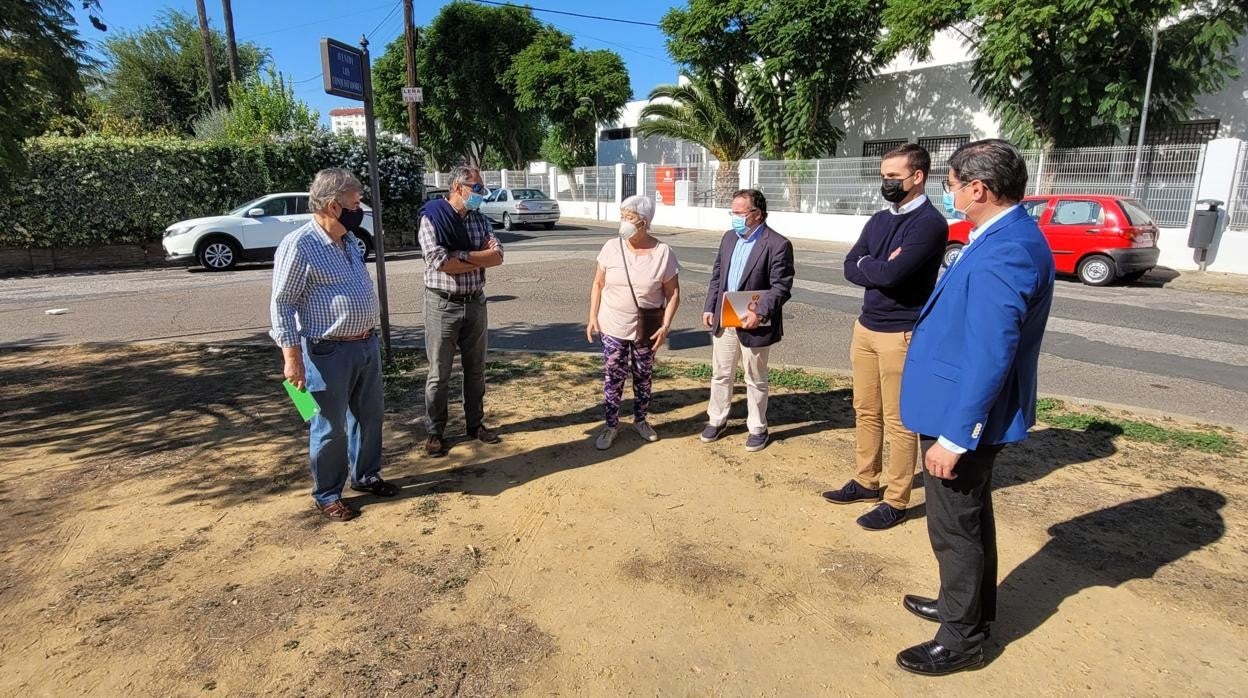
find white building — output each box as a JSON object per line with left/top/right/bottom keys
{"left": 600, "top": 28, "right": 1247, "bottom": 165}
{"left": 837, "top": 28, "right": 1248, "bottom": 159}
{"left": 329, "top": 107, "right": 372, "bottom": 138}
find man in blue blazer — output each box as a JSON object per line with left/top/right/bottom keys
{"left": 895, "top": 140, "right": 1055, "bottom": 676}
{"left": 700, "top": 189, "right": 795, "bottom": 452}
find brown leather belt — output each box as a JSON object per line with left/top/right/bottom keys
{"left": 318, "top": 329, "right": 375, "bottom": 343}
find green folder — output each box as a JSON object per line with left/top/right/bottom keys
{"left": 283, "top": 380, "right": 321, "bottom": 422}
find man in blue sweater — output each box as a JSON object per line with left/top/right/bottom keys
{"left": 823, "top": 144, "right": 948, "bottom": 530}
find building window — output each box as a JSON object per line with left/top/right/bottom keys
{"left": 600, "top": 128, "right": 633, "bottom": 141}
{"left": 1128, "top": 119, "right": 1219, "bottom": 146}
{"left": 862, "top": 139, "right": 909, "bottom": 158}
{"left": 917, "top": 135, "right": 971, "bottom": 160}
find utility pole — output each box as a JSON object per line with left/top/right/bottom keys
{"left": 1129, "top": 22, "right": 1160, "bottom": 199}
{"left": 403, "top": 0, "right": 420, "bottom": 148}
{"left": 194, "top": 0, "right": 221, "bottom": 108}
{"left": 221, "top": 0, "right": 242, "bottom": 83}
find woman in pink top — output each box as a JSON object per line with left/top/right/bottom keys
{"left": 586, "top": 195, "right": 681, "bottom": 450}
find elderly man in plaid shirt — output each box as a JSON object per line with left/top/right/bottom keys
{"left": 270, "top": 168, "right": 399, "bottom": 522}
{"left": 419, "top": 165, "right": 505, "bottom": 457}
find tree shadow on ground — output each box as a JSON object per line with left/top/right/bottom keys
{"left": 988, "top": 486, "right": 1227, "bottom": 662}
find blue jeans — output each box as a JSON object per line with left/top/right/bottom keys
{"left": 302, "top": 334, "right": 384, "bottom": 505}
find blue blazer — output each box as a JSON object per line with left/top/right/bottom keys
{"left": 900, "top": 205, "right": 1056, "bottom": 449}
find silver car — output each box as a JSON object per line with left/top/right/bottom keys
{"left": 480, "top": 188, "right": 560, "bottom": 231}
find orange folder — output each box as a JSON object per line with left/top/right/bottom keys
{"left": 720, "top": 291, "right": 772, "bottom": 328}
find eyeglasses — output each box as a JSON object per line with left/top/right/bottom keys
{"left": 942, "top": 179, "right": 968, "bottom": 193}
{"left": 458, "top": 181, "right": 488, "bottom": 195}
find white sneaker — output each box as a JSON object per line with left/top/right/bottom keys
{"left": 595, "top": 426, "right": 619, "bottom": 450}
{"left": 634, "top": 421, "right": 659, "bottom": 442}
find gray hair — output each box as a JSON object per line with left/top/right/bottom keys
{"left": 621, "top": 194, "right": 655, "bottom": 225}
{"left": 449, "top": 165, "right": 482, "bottom": 187}
{"left": 948, "top": 139, "right": 1028, "bottom": 203}
{"left": 308, "top": 168, "right": 364, "bottom": 213}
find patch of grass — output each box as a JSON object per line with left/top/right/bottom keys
{"left": 484, "top": 359, "right": 550, "bottom": 382}
{"left": 769, "top": 367, "right": 831, "bottom": 392}
{"left": 1036, "top": 398, "right": 1238, "bottom": 455}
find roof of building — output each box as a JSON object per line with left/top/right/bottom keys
{"left": 329, "top": 107, "right": 366, "bottom": 117}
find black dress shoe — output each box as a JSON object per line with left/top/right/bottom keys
{"left": 903, "top": 594, "right": 939, "bottom": 622}
{"left": 896, "top": 640, "right": 984, "bottom": 676}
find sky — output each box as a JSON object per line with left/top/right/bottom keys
{"left": 70, "top": 0, "right": 683, "bottom": 126}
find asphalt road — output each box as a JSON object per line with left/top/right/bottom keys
{"left": 4, "top": 220, "right": 1247, "bottom": 428}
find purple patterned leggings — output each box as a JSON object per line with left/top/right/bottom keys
{"left": 601, "top": 333, "right": 655, "bottom": 428}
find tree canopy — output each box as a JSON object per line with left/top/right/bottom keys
{"left": 0, "top": 0, "right": 101, "bottom": 185}
{"left": 879, "top": 0, "right": 1248, "bottom": 147}
{"left": 98, "top": 10, "right": 267, "bottom": 135}
{"left": 661, "top": 0, "right": 888, "bottom": 159}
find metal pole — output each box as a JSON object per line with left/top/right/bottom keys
{"left": 402, "top": 0, "right": 420, "bottom": 149}
{"left": 360, "top": 35, "right": 393, "bottom": 359}
{"left": 1129, "top": 23, "right": 1160, "bottom": 198}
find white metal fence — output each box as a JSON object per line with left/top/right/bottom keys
{"left": 514, "top": 171, "right": 550, "bottom": 195}
{"left": 1031, "top": 145, "right": 1203, "bottom": 227}
{"left": 560, "top": 166, "right": 615, "bottom": 201}
{"left": 480, "top": 170, "right": 503, "bottom": 189}
{"left": 1231, "top": 143, "right": 1248, "bottom": 231}
{"left": 744, "top": 145, "right": 1202, "bottom": 225}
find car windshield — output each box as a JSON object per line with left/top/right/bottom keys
{"left": 1118, "top": 199, "right": 1157, "bottom": 227}
{"left": 511, "top": 189, "right": 548, "bottom": 201}
{"left": 227, "top": 196, "right": 269, "bottom": 216}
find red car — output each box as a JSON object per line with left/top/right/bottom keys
{"left": 945, "top": 195, "right": 1161, "bottom": 286}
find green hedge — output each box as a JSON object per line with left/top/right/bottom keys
{"left": 0, "top": 132, "right": 424, "bottom": 248}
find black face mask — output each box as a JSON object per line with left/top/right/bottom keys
{"left": 336, "top": 204, "right": 365, "bottom": 230}
{"left": 880, "top": 177, "right": 911, "bottom": 204}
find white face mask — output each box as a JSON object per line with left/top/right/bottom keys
{"left": 619, "top": 220, "right": 639, "bottom": 238}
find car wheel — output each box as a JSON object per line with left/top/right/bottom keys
{"left": 543, "top": 222, "right": 555, "bottom": 230}
{"left": 350, "top": 229, "right": 373, "bottom": 260}
{"left": 942, "top": 243, "right": 964, "bottom": 268}
{"left": 197, "top": 237, "right": 240, "bottom": 271}
{"left": 1078, "top": 254, "right": 1116, "bottom": 286}
{"left": 503, "top": 213, "right": 514, "bottom": 231}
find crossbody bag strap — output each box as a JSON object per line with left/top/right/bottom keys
{"left": 618, "top": 237, "right": 643, "bottom": 311}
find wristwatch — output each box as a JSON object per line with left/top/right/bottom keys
{"left": 456, "top": 250, "right": 469, "bottom": 263}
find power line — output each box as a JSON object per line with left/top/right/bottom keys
{"left": 368, "top": 0, "right": 403, "bottom": 40}
{"left": 469, "top": 0, "right": 660, "bottom": 28}
{"left": 238, "top": 1, "right": 396, "bottom": 41}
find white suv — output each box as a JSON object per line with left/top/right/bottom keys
{"left": 162, "top": 193, "right": 375, "bottom": 270}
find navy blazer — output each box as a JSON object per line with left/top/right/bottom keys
{"left": 703, "top": 225, "right": 796, "bottom": 348}
{"left": 900, "top": 205, "right": 1055, "bottom": 449}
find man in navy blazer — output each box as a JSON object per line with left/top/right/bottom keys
{"left": 699, "top": 189, "right": 795, "bottom": 452}
{"left": 895, "top": 140, "right": 1055, "bottom": 676}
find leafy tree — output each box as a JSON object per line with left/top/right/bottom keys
{"left": 661, "top": 0, "right": 887, "bottom": 159}
{"left": 509, "top": 28, "right": 631, "bottom": 172}
{"left": 0, "top": 0, "right": 100, "bottom": 186}
{"left": 98, "top": 10, "right": 267, "bottom": 135}
{"left": 879, "top": 0, "right": 1248, "bottom": 147}
{"left": 413, "top": 2, "right": 544, "bottom": 169}
{"left": 214, "top": 67, "right": 318, "bottom": 142}
{"left": 634, "top": 74, "right": 758, "bottom": 204}
{"left": 373, "top": 32, "right": 457, "bottom": 170}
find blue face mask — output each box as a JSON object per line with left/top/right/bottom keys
{"left": 730, "top": 214, "right": 749, "bottom": 235}
{"left": 942, "top": 183, "right": 966, "bottom": 217}
{"left": 466, "top": 192, "right": 484, "bottom": 210}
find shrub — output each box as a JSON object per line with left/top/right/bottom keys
{"left": 0, "top": 132, "right": 423, "bottom": 248}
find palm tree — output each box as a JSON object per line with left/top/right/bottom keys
{"left": 634, "top": 74, "right": 758, "bottom": 207}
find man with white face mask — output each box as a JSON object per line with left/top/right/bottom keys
{"left": 586, "top": 195, "right": 681, "bottom": 450}
{"left": 418, "top": 165, "right": 504, "bottom": 457}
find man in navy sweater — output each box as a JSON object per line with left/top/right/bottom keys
{"left": 823, "top": 144, "right": 948, "bottom": 530}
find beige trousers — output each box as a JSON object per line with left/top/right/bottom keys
{"left": 707, "top": 328, "right": 771, "bottom": 435}
{"left": 851, "top": 320, "right": 919, "bottom": 508}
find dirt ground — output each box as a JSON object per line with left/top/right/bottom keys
{"left": 1, "top": 344, "right": 1245, "bottom": 696}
